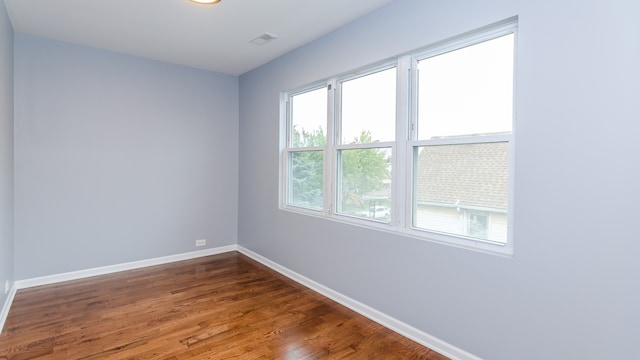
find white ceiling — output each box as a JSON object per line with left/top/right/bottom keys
{"left": 3, "top": 0, "right": 395, "bottom": 75}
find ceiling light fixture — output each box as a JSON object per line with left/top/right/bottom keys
{"left": 189, "top": 0, "right": 221, "bottom": 4}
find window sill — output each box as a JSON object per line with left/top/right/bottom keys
{"left": 279, "top": 205, "right": 513, "bottom": 258}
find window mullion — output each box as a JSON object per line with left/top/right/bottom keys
{"left": 325, "top": 79, "right": 337, "bottom": 215}
{"left": 394, "top": 55, "right": 411, "bottom": 229}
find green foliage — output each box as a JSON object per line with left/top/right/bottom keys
{"left": 292, "top": 125, "right": 326, "bottom": 147}
{"left": 290, "top": 150, "right": 323, "bottom": 209}
{"left": 339, "top": 131, "right": 390, "bottom": 209}
{"left": 289, "top": 126, "right": 325, "bottom": 209}
{"left": 289, "top": 127, "right": 390, "bottom": 211}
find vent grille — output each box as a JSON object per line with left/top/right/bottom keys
{"left": 250, "top": 33, "right": 278, "bottom": 45}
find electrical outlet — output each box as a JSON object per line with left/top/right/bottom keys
{"left": 195, "top": 239, "right": 206, "bottom": 247}
{"left": 4, "top": 280, "right": 8, "bottom": 294}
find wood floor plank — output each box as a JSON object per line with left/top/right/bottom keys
{"left": 0, "top": 252, "right": 449, "bottom": 359}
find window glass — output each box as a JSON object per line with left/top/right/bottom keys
{"left": 417, "top": 34, "right": 514, "bottom": 140}
{"left": 291, "top": 87, "right": 327, "bottom": 147}
{"left": 413, "top": 142, "right": 508, "bottom": 243}
{"left": 340, "top": 68, "right": 396, "bottom": 144}
{"left": 288, "top": 151, "right": 324, "bottom": 210}
{"left": 468, "top": 213, "right": 489, "bottom": 239}
{"left": 337, "top": 148, "right": 391, "bottom": 221}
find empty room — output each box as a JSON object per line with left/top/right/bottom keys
{"left": 0, "top": 0, "right": 638, "bottom": 359}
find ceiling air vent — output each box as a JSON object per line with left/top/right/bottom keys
{"left": 250, "top": 33, "right": 278, "bottom": 46}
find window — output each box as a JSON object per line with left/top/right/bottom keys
{"left": 337, "top": 68, "right": 395, "bottom": 221}
{"left": 281, "top": 20, "right": 516, "bottom": 254}
{"left": 286, "top": 87, "right": 327, "bottom": 210}
{"left": 412, "top": 33, "right": 513, "bottom": 244}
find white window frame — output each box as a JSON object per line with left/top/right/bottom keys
{"left": 279, "top": 19, "right": 517, "bottom": 256}
{"left": 334, "top": 64, "right": 397, "bottom": 223}
{"left": 282, "top": 83, "right": 330, "bottom": 215}
{"left": 405, "top": 136, "right": 513, "bottom": 254}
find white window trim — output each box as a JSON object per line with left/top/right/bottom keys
{"left": 279, "top": 18, "right": 517, "bottom": 257}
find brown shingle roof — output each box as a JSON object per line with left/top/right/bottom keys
{"left": 416, "top": 142, "right": 508, "bottom": 210}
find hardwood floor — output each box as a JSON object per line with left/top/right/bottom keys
{"left": 0, "top": 252, "right": 448, "bottom": 359}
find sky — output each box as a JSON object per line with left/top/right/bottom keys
{"left": 418, "top": 33, "right": 514, "bottom": 139}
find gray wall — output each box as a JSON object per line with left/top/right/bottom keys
{"left": 0, "top": 2, "right": 14, "bottom": 304}
{"left": 14, "top": 34, "right": 239, "bottom": 279}
{"left": 238, "top": 0, "right": 640, "bottom": 359}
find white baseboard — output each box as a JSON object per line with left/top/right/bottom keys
{"left": 4, "top": 244, "right": 478, "bottom": 360}
{"left": 1, "top": 245, "right": 237, "bottom": 335}
{"left": 237, "top": 245, "right": 481, "bottom": 360}
{"left": 14, "top": 245, "right": 238, "bottom": 290}
{"left": 0, "top": 283, "right": 17, "bottom": 335}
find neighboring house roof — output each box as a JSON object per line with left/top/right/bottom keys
{"left": 416, "top": 142, "right": 508, "bottom": 210}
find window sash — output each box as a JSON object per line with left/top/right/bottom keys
{"left": 335, "top": 146, "right": 393, "bottom": 222}
{"left": 285, "top": 149, "right": 325, "bottom": 211}
{"left": 407, "top": 139, "right": 513, "bottom": 243}
{"left": 336, "top": 66, "right": 397, "bottom": 145}
{"left": 287, "top": 85, "right": 329, "bottom": 149}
